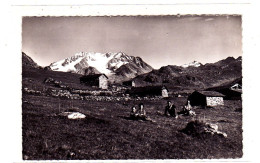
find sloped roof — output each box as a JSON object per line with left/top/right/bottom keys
{"left": 80, "top": 74, "right": 108, "bottom": 81}
{"left": 231, "top": 89, "right": 242, "bottom": 93}
{"left": 129, "top": 86, "right": 168, "bottom": 95}
{"left": 206, "top": 77, "right": 242, "bottom": 91}
{"left": 196, "top": 91, "right": 225, "bottom": 97}
{"left": 123, "top": 80, "right": 134, "bottom": 84}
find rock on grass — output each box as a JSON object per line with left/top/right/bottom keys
{"left": 181, "top": 120, "right": 227, "bottom": 138}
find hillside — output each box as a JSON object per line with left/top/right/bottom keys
{"left": 22, "top": 52, "right": 92, "bottom": 91}
{"left": 132, "top": 56, "right": 242, "bottom": 90}
{"left": 22, "top": 52, "right": 242, "bottom": 159}
{"left": 22, "top": 52, "right": 39, "bottom": 68}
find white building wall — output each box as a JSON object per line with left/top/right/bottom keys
{"left": 162, "top": 89, "right": 168, "bottom": 97}
{"left": 206, "top": 97, "right": 224, "bottom": 106}
{"left": 99, "top": 75, "right": 108, "bottom": 89}
{"left": 132, "top": 81, "right": 136, "bottom": 87}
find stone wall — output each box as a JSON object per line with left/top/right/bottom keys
{"left": 206, "top": 97, "right": 224, "bottom": 106}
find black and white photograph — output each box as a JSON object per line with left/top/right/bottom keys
{"left": 21, "top": 15, "right": 243, "bottom": 160}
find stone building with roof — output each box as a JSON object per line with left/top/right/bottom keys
{"left": 206, "top": 77, "right": 242, "bottom": 100}
{"left": 128, "top": 86, "right": 168, "bottom": 97}
{"left": 188, "top": 91, "right": 225, "bottom": 107}
{"left": 80, "top": 74, "right": 108, "bottom": 89}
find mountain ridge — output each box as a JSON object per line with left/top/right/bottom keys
{"left": 181, "top": 61, "right": 202, "bottom": 68}
{"left": 22, "top": 52, "right": 242, "bottom": 89}
{"left": 22, "top": 52, "right": 39, "bottom": 68}
{"left": 48, "top": 52, "right": 153, "bottom": 82}
{"left": 131, "top": 56, "right": 242, "bottom": 90}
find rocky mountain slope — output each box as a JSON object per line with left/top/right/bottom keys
{"left": 22, "top": 52, "right": 39, "bottom": 68}
{"left": 132, "top": 56, "right": 242, "bottom": 90}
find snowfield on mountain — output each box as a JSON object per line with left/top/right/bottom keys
{"left": 49, "top": 52, "right": 153, "bottom": 77}
{"left": 181, "top": 61, "right": 202, "bottom": 68}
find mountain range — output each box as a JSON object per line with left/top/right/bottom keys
{"left": 47, "top": 52, "right": 153, "bottom": 82}
{"left": 22, "top": 52, "right": 242, "bottom": 89}
{"left": 131, "top": 56, "right": 242, "bottom": 89}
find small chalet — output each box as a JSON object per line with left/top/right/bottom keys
{"left": 206, "top": 78, "right": 242, "bottom": 100}
{"left": 80, "top": 74, "right": 108, "bottom": 89}
{"left": 188, "top": 91, "right": 225, "bottom": 107}
{"left": 128, "top": 86, "right": 169, "bottom": 97}
{"left": 231, "top": 83, "right": 242, "bottom": 90}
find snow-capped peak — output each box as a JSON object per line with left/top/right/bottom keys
{"left": 181, "top": 61, "right": 202, "bottom": 68}
{"left": 49, "top": 52, "right": 137, "bottom": 75}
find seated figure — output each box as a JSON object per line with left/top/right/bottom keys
{"left": 164, "top": 101, "right": 178, "bottom": 118}
{"left": 138, "top": 103, "right": 147, "bottom": 120}
{"left": 130, "top": 103, "right": 155, "bottom": 122}
{"left": 181, "top": 100, "right": 196, "bottom": 116}
{"left": 130, "top": 106, "right": 138, "bottom": 119}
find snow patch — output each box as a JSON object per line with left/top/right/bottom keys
{"left": 181, "top": 61, "right": 202, "bottom": 68}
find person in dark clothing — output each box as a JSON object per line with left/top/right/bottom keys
{"left": 130, "top": 106, "right": 138, "bottom": 119}
{"left": 164, "top": 101, "right": 178, "bottom": 118}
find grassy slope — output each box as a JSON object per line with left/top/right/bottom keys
{"left": 22, "top": 67, "right": 242, "bottom": 159}
{"left": 22, "top": 67, "right": 96, "bottom": 91}
{"left": 22, "top": 94, "right": 242, "bottom": 159}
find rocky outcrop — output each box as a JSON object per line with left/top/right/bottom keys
{"left": 83, "top": 66, "right": 101, "bottom": 75}
{"left": 181, "top": 120, "right": 227, "bottom": 138}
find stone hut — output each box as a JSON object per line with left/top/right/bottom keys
{"left": 231, "top": 83, "right": 242, "bottom": 90}
{"left": 188, "top": 91, "right": 225, "bottom": 107}
{"left": 122, "top": 80, "right": 136, "bottom": 87}
{"left": 206, "top": 78, "right": 242, "bottom": 100}
{"left": 207, "top": 87, "right": 242, "bottom": 100}
{"left": 80, "top": 74, "right": 108, "bottom": 89}
{"left": 128, "top": 86, "right": 169, "bottom": 97}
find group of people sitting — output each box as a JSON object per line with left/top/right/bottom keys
{"left": 164, "top": 100, "right": 196, "bottom": 117}
{"left": 130, "top": 100, "right": 195, "bottom": 121}
{"left": 130, "top": 103, "right": 148, "bottom": 120}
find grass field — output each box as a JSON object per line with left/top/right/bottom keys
{"left": 22, "top": 93, "right": 242, "bottom": 160}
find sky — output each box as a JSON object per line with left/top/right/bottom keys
{"left": 22, "top": 15, "right": 242, "bottom": 69}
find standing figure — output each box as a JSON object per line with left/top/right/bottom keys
{"left": 164, "top": 101, "right": 177, "bottom": 118}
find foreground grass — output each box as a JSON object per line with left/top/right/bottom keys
{"left": 22, "top": 94, "right": 242, "bottom": 160}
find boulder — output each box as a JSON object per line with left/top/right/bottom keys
{"left": 68, "top": 112, "right": 86, "bottom": 119}
{"left": 59, "top": 111, "right": 86, "bottom": 119}
{"left": 182, "top": 120, "right": 227, "bottom": 138}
